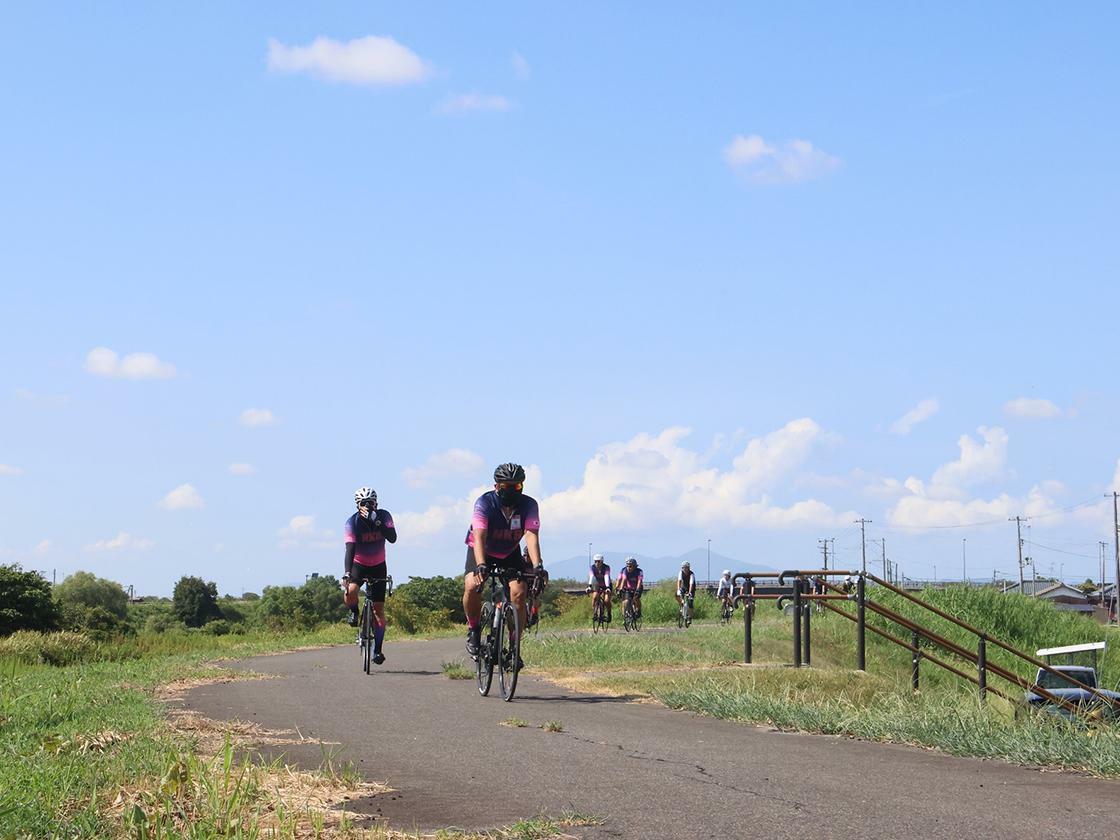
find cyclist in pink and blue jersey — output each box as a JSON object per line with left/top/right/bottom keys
{"left": 616, "top": 556, "right": 644, "bottom": 619}
{"left": 463, "top": 463, "right": 543, "bottom": 657}
{"left": 343, "top": 487, "right": 397, "bottom": 665}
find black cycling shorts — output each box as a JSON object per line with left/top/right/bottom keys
{"left": 465, "top": 546, "right": 530, "bottom": 575}
{"left": 348, "top": 562, "right": 388, "bottom": 601}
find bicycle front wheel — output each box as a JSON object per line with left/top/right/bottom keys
{"left": 361, "top": 604, "right": 372, "bottom": 674}
{"left": 498, "top": 603, "right": 520, "bottom": 702}
{"left": 476, "top": 604, "right": 494, "bottom": 696}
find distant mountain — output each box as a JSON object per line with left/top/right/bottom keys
{"left": 547, "top": 547, "right": 773, "bottom": 583}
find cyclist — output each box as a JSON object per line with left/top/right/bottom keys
{"left": 616, "top": 556, "right": 644, "bottom": 619}
{"left": 586, "top": 553, "right": 612, "bottom": 622}
{"left": 716, "top": 569, "right": 735, "bottom": 611}
{"left": 463, "top": 463, "right": 543, "bottom": 658}
{"left": 676, "top": 561, "right": 697, "bottom": 617}
{"left": 342, "top": 487, "right": 397, "bottom": 665}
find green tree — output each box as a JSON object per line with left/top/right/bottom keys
{"left": 172, "top": 576, "right": 222, "bottom": 627}
{"left": 54, "top": 571, "right": 129, "bottom": 620}
{"left": 258, "top": 576, "right": 346, "bottom": 630}
{"left": 0, "top": 564, "right": 60, "bottom": 635}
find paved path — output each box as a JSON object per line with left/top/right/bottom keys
{"left": 181, "top": 636, "right": 1120, "bottom": 839}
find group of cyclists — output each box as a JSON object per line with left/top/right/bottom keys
{"left": 340, "top": 461, "right": 743, "bottom": 668}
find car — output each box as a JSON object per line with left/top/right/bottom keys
{"left": 1023, "top": 665, "right": 1120, "bottom": 720}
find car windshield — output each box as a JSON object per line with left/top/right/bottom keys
{"left": 1037, "top": 669, "right": 1096, "bottom": 690}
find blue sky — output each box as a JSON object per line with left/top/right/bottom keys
{"left": 2, "top": 3, "right": 1118, "bottom": 595}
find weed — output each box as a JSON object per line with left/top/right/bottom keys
{"left": 541, "top": 720, "right": 563, "bottom": 733}
{"left": 441, "top": 659, "right": 473, "bottom": 680}
{"left": 500, "top": 717, "right": 529, "bottom": 728}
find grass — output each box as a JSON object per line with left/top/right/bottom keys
{"left": 441, "top": 660, "right": 473, "bottom": 680}
{"left": 500, "top": 717, "right": 529, "bottom": 728}
{"left": 522, "top": 594, "right": 1120, "bottom": 777}
{"left": 541, "top": 721, "right": 563, "bottom": 733}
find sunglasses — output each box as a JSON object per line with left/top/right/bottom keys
{"left": 496, "top": 482, "right": 523, "bottom": 492}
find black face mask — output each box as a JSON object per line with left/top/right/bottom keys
{"left": 496, "top": 487, "right": 522, "bottom": 506}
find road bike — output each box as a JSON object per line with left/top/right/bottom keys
{"left": 590, "top": 586, "right": 611, "bottom": 633}
{"left": 620, "top": 588, "right": 642, "bottom": 632}
{"left": 352, "top": 575, "right": 393, "bottom": 675}
{"left": 476, "top": 565, "right": 525, "bottom": 701}
{"left": 677, "top": 593, "right": 694, "bottom": 628}
{"left": 719, "top": 595, "right": 735, "bottom": 625}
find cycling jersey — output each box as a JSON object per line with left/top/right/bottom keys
{"left": 617, "top": 566, "right": 644, "bottom": 591}
{"left": 716, "top": 577, "right": 734, "bottom": 598}
{"left": 589, "top": 564, "right": 612, "bottom": 588}
{"left": 678, "top": 569, "right": 696, "bottom": 593}
{"left": 465, "top": 491, "right": 541, "bottom": 559}
{"left": 345, "top": 510, "right": 395, "bottom": 567}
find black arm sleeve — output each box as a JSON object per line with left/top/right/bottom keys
{"left": 383, "top": 526, "right": 397, "bottom": 544}
{"left": 344, "top": 543, "right": 355, "bottom": 576}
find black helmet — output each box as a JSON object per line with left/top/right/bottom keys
{"left": 494, "top": 462, "right": 526, "bottom": 483}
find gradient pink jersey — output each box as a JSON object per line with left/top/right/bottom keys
{"left": 345, "top": 510, "right": 394, "bottom": 567}
{"left": 465, "top": 491, "right": 540, "bottom": 559}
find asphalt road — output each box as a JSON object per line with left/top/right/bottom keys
{"left": 181, "top": 635, "right": 1120, "bottom": 839}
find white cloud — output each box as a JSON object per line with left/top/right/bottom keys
{"left": 14, "top": 388, "right": 69, "bottom": 405}
{"left": 436, "top": 92, "right": 514, "bottom": 114}
{"left": 278, "top": 515, "right": 336, "bottom": 550}
{"left": 0, "top": 464, "right": 24, "bottom": 476}
{"left": 1003, "top": 397, "right": 1062, "bottom": 419}
{"left": 239, "top": 408, "right": 276, "bottom": 427}
{"left": 723, "top": 134, "right": 840, "bottom": 184}
{"left": 511, "top": 51, "right": 531, "bottom": 80}
{"left": 267, "top": 35, "right": 430, "bottom": 86}
{"left": 890, "top": 398, "right": 939, "bottom": 435}
{"left": 927, "top": 426, "right": 1009, "bottom": 496}
{"left": 85, "top": 532, "right": 155, "bottom": 552}
{"left": 158, "top": 483, "right": 204, "bottom": 510}
{"left": 228, "top": 462, "right": 256, "bottom": 476}
{"left": 403, "top": 448, "right": 485, "bottom": 487}
{"left": 34, "top": 539, "right": 51, "bottom": 556}
{"left": 84, "top": 347, "right": 177, "bottom": 380}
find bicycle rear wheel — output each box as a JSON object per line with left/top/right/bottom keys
{"left": 361, "top": 603, "right": 372, "bottom": 674}
{"left": 476, "top": 604, "right": 494, "bottom": 696}
{"left": 592, "top": 599, "right": 602, "bottom": 633}
{"left": 498, "top": 603, "right": 520, "bottom": 702}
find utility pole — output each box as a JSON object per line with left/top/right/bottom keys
{"left": 707, "top": 538, "right": 711, "bottom": 585}
{"left": 1009, "top": 515, "right": 1027, "bottom": 589}
{"left": 1100, "top": 541, "right": 1108, "bottom": 602}
{"left": 1113, "top": 492, "right": 1120, "bottom": 625}
{"left": 818, "top": 538, "right": 830, "bottom": 570}
{"left": 880, "top": 538, "right": 887, "bottom": 579}
{"left": 855, "top": 518, "right": 872, "bottom": 575}
{"left": 962, "top": 538, "right": 967, "bottom": 584}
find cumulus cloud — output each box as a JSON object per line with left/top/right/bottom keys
{"left": 436, "top": 92, "right": 514, "bottom": 114}
{"left": 14, "top": 388, "right": 69, "bottom": 405}
{"left": 0, "top": 464, "right": 24, "bottom": 476}
{"left": 267, "top": 35, "right": 430, "bottom": 86}
{"left": 278, "top": 515, "right": 336, "bottom": 550}
{"left": 228, "top": 462, "right": 256, "bottom": 476}
{"left": 84, "top": 347, "right": 177, "bottom": 380}
{"left": 511, "top": 51, "right": 531, "bottom": 80}
{"left": 1003, "top": 397, "right": 1062, "bottom": 419}
{"left": 85, "top": 532, "right": 155, "bottom": 552}
{"left": 723, "top": 134, "right": 840, "bottom": 184}
{"left": 239, "top": 408, "right": 276, "bottom": 428}
{"left": 34, "top": 539, "right": 51, "bottom": 556}
{"left": 403, "top": 448, "right": 485, "bottom": 488}
{"left": 158, "top": 483, "right": 204, "bottom": 510}
{"left": 890, "top": 399, "right": 939, "bottom": 435}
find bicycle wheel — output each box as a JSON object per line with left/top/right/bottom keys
{"left": 677, "top": 605, "right": 684, "bottom": 629}
{"left": 592, "top": 599, "right": 602, "bottom": 633}
{"left": 498, "top": 602, "right": 520, "bottom": 702}
{"left": 476, "top": 603, "right": 494, "bottom": 696}
{"left": 361, "top": 602, "right": 372, "bottom": 674}
{"left": 685, "top": 601, "right": 692, "bottom": 628}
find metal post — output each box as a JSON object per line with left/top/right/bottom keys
{"left": 911, "top": 630, "right": 920, "bottom": 692}
{"left": 802, "top": 582, "right": 812, "bottom": 666}
{"left": 743, "top": 577, "right": 753, "bottom": 664}
{"left": 792, "top": 577, "right": 802, "bottom": 668}
{"left": 977, "top": 636, "right": 987, "bottom": 704}
{"left": 856, "top": 574, "right": 866, "bottom": 671}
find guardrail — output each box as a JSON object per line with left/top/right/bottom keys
{"left": 731, "top": 570, "right": 1118, "bottom": 719}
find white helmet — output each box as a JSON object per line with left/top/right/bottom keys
{"left": 722, "top": 570, "right": 731, "bottom": 577}
{"left": 593, "top": 553, "right": 605, "bottom": 563}
{"left": 681, "top": 561, "right": 690, "bottom": 569}
{"left": 354, "top": 487, "right": 377, "bottom": 508}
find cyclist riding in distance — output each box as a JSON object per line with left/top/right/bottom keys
{"left": 587, "top": 553, "right": 612, "bottom": 622}
{"left": 463, "top": 463, "right": 543, "bottom": 658}
{"left": 616, "top": 556, "right": 644, "bottom": 619}
{"left": 343, "top": 487, "right": 397, "bottom": 665}
{"left": 676, "top": 561, "right": 697, "bottom": 611}
{"left": 716, "top": 569, "right": 735, "bottom": 609}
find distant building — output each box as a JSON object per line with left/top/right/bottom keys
{"left": 1006, "top": 579, "right": 1093, "bottom": 613}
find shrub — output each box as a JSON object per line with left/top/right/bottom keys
{"left": 58, "top": 602, "right": 128, "bottom": 639}
{"left": 258, "top": 576, "right": 346, "bottom": 630}
{"left": 204, "top": 619, "right": 232, "bottom": 636}
{"left": 53, "top": 571, "right": 129, "bottom": 620}
{"left": 0, "top": 630, "right": 100, "bottom": 666}
{"left": 0, "top": 564, "right": 60, "bottom": 635}
{"left": 172, "top": 576, "right": 222, "bottom": 627}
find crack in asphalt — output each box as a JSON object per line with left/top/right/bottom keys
{"left": 554, "top": 730, "right": 807, "bottom": 810}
